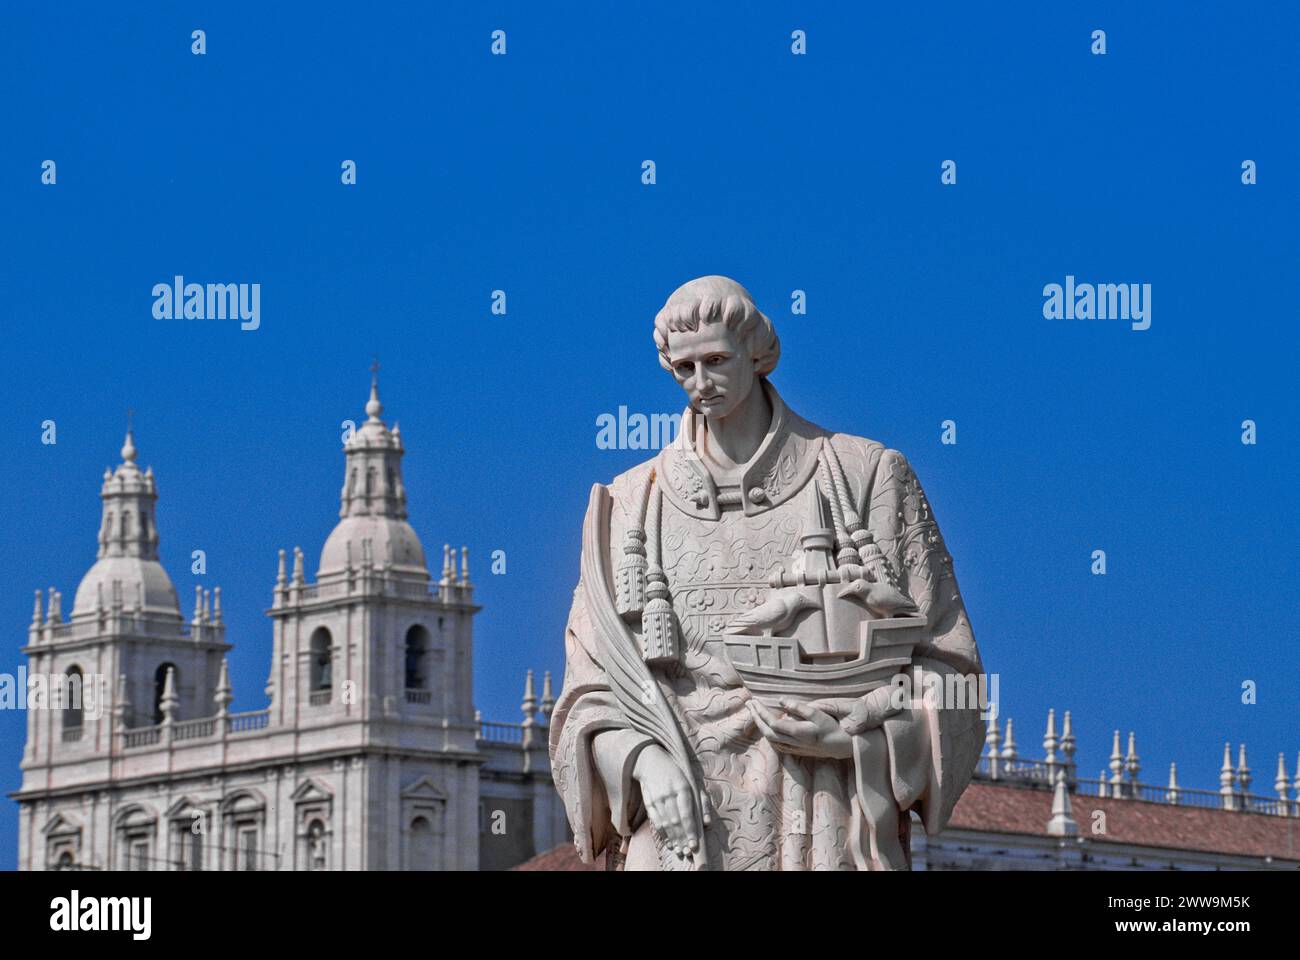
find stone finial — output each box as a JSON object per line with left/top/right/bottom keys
{"left": 441, "top": 544, "right": 453, "bottom": 585}
{"left": 1060, "top": 710, "right": 1076, "bottom": 768}
{"left": 365, "top": 372, "right": 383, "bottom": 422}
{"left": 292, "top": 547, "right": 305, "bottom": 585}
{"left": 202, "top": 589, "right": 211, "bottom": 622}
{"left": 540, "top": 670, "right": 555, "bottom": 719}
{"left": 47, "top": 588, "right": 62, "bottom": 625}
{"left": 1047, "top": 770, "right": 1077, "bottom": 837}
{"left": 212, "top": 586, "right": 222, "bottom": 623}
{"left": 984, "top": 712, "right": 1001, "bottom": 778}
{"left": 1293, "top": 751, "right": 1300, "bottom": 802}
{"left": 1167, "top": 762, "right": 1180, "bottom": 805}
{"left": 215, "top": 658, "right": 233, "bottom": 717}
{"left": 1098, "top": 771, "right": 1108, "bottom": 798}
{"left": 985, "top": 711, "right": 1001, "bottom": 751}
{"left": 521, "top": 670, "right": 539, "bottom": 749}
{"left": 1275, "top": 753, "right": 1289, "bottom": 802}
{"left": 1109, "top": 730, "right": 1124, "bottom": 797}
{"left": 31, "top": 589, "right": 43, "bottom": 627}
{"left": 1236, "top": 744, "right": 1251, "bottom": 795}
{"left": 192, "top": 585, "right": 204, "bottom": 624}
{"left": 999, "top": 717, "right": 1017, "bottom": 761}
{"left": 114, "top": 673, "right": 131, "bottom": 729}
{"left": 459, "top": 546, "right": 471, "bottom": 585}
{"left": 1043, "top": 708, "right": 1058, "bottom": 767}
{"left": 521, "top": 669, "right": 538, "bottom": 725}
{"left": 1220, "top": 742, "right": 1236, "bottom": 810}
{"left": 276, "top": 548, "right": 287, "bottom": 586}
{"left": 159, "top": 666, "right": 178, "bottom": 725}
{"left": 1125, "top": 731, "right": 1140, "bottom": 784}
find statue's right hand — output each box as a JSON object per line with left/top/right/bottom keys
{"left": 632, "top": 745, "right": 701, "bottom": 859}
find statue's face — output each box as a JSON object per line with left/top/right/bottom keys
{"left": 666, "top": 323, "right": 758, "bottom": 420}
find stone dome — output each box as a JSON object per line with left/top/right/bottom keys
{"left": 71, "top": 555, "right": 181, "bottom": 619}
{"left": 318, "top": 514, "right": 428, "bottom": 577}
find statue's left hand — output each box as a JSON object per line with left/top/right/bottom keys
{"left": 747, "top": 698, "right": 854, "bottom": 760}
{"left": 818, "top": 686, "right": 904, "bottom": 735}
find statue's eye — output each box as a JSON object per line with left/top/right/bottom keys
{"left": 674, "top": 361, "right": 694, "bottom": 376}
{"left": 706, "top": 355, "right": 727, "bottom": 366}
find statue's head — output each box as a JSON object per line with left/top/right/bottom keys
{"left": 653, "top": 276, "right": 780, "bottom": 420}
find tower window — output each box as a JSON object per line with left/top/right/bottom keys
{"left": 62, "top": 666, "right": 84, "bottom": 732}
{"left": 309, "top": 628, "right": 333, "bottom": 698}
{"left": 404, "top": 625, "right": 430, "bottom": 690}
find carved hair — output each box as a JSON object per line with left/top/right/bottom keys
{"left": 653, "top": 276, "right": 781, "bottom": 377}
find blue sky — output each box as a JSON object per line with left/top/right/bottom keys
{"left": 1, "top": 3, "right": 1296, "bottom": 866}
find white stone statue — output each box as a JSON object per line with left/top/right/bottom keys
{"left": 549, "top": 276, "right": 985, "bottom": 870}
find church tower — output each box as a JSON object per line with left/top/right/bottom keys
{"left": 22, "top": 430, "right": 229, "bottom": 769}
{"left": 264, "top": 374, "right": 482, "bottom": 868}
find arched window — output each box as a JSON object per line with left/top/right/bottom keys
{"left": 309, "top": 628, "right": 333, "bottom": 694}
{"left": 153, "top": 663, "right": 177, "bottom": 725}
{"left": 409, "top": 816, "right": 436, "bottom": 871}
{"left": 115, "top": 805, "right": 157, "bottom": 871}
{"left": 307, "top": 819, "right": 328, "bottom": 871}
{"left": 221, "top": 792, "right": 266, "bottom": 871}
{"left": 404, "top": 625, "right": 430, "bottom": 690}
{"left": 63, "top": 666, "right": 84, "bottom": 732}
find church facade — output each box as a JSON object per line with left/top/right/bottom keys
{"left": 13, "top": 379, "right": 566, "bottom": 871}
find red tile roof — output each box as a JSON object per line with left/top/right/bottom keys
{"left": 512, "top": 843, "right": 605, "bottom": 871}
{"left": 949, "top": 781, "right": 1300, "bottom": 862}
{"left": 514, "top": 781, "right": 1300, "bottom": 869}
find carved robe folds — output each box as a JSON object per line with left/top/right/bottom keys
{"left": 549, "top": 383, "right": 984, "bottom": 870}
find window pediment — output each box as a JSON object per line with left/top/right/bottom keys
{"left": 400, "top": 776, "right": 447, "bottom": 802}
{"left": 290, "top": 778, "right": 334, "bottom": 803}
{"left": 42, "top": 812, "right": 82, "bottom": 837}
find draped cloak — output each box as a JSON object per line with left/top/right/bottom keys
{"left": 548, "top": 382, "right": 985, "bottom": 870}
